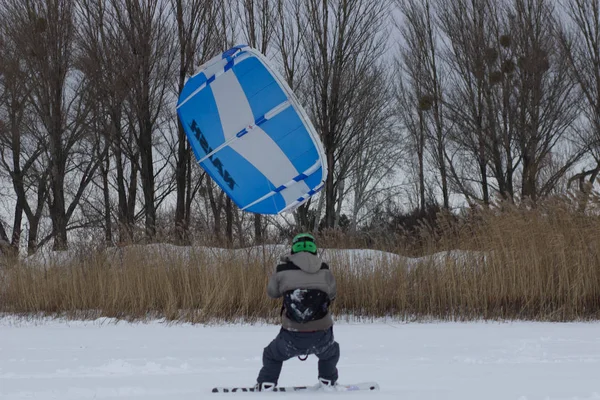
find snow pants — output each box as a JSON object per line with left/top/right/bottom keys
{"left": 256, "top": 326, "right": 340, "bottom": 386}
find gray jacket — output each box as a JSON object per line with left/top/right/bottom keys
{"left": 267, "top": 252, "right": 336, "bottom": 332}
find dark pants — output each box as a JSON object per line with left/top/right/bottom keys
{"left": 256, "top": 327, "right": 340, "bottom": 386}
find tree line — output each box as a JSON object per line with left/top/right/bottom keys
{"left": 0, "top": 0, "right": 599, "bottom": 255}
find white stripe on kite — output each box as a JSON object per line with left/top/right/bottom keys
{"left": 196, "top": 100, "right": 291, "bottom": 164}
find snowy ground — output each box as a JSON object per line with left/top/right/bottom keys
{"left": 1, "top": 318, "right": 600, "bottom": 400}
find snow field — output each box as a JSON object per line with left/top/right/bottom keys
{"left": 1, "top": 317, "right": 600, "bottom": 400}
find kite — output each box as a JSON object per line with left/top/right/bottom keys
{"left": 176, "top": 45, "right": 327, "bottom": 215}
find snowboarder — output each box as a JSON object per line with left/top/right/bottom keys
{"left": 255, "top": 233, "right": 339, "bottom": 392}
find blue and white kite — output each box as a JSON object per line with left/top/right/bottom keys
{"left": 176, "top": 45, "right": 327, "bottom": 215}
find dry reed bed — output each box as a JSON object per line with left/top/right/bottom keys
{"left": 1, "top": 204, "right": 599, "bottom": 322}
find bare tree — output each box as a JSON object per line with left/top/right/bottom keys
{"left": 0, "top": 11, "right": 46, "bottom": 254}
{"left": 77, "top": 0, "right": 129, "bottom": 244}
{"left": 436, "top": 0, "right": 499, "bottom": 205}
{"left": 171, "top": 0, "right": 219, "bottom": 244}
{"left": 396, "top": 0, "right": 439, "bottom": 211}
{"left": 433, "top": 0, "right": 582, "bottom": 206}
{"left": 197, "top": 0, "right": 238, "bottom": 244}
{"left": 396, "top": 0, "right": 451, "bottom": 209}
{"left": 237, "top": 0, "right": 276, "bottom": 54}
{"left": 236, "top": 0, "right": 277, "bottom": 242}
{"left": 225, "top": 196, "right": 233, "bottom": 245}
{"left": 219, "top": 0, "right": 239, "bottom": 49}
{"left": 347, "top": 67, "right": 401, "bottom": 230}
{"left": 273, "top": 0, "right": 317, "bottom": 230}
{"left": 110, "top": 0, "right": 177, "bottom": 240}
{"left": 508, "top": 0, "right": 582, "bottom": 201}
{"left": 441, "top": 0, "right": 523, "bottom": 203}
{"left": 1, "top": 0, "right": 103, "bottom": 250}
{"left": 206, "top": 178, "right": 226, "bottom": 242}
{"left": 302, "top": 0, "right": 390, "bottom": 229}
{"left": 395, "top": 70, "right": 429, "bottom": 211}
{"left": 275, "top": 0, "right": 309, "bottom": 96}
{"left": 0, "top": 217, "right": 9, "bottom": 252}
{"left": 557, "top": 0, "right": 600, "bottom": 210}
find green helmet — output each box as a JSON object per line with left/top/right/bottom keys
{"left": 291, "top": 233, "right": 317, "bottom": 254}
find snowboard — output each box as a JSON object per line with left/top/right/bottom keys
{"left": 211, "top": 381, "right": 379, "bottom": 393}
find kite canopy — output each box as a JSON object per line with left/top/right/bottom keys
{"left": 176, "top": 45, "right": 327, "bottom": 215}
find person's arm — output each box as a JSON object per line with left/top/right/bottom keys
{"left": 328, "top": 270, "right": 337, "bottom": 301}
{"left": 266, "top": 270, "right": 281, "bottom": 298}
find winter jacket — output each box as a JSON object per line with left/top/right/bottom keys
{"left": 266, "top": 252, "right": 336, "bottom": 332}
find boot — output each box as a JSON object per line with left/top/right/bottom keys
{"left": 254, "top": 382, "right": 276, "bottom": 392}
{"left": 318, "top": 377, "right": 337, "bottom": 391}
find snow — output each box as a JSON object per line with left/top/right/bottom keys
{"left": 23, "top": 242, "right": 485, "bottom": 271}
{"left": 290, "top": 289, "right": 307, "bottom": 302}
{"left": 2, "top": 317, "right": 599, "bottom": 400}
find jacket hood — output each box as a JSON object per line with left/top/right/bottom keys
{"left": 281, "top": 252, "right": 322, "bottom": 273}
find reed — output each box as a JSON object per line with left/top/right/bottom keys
{"left": 2, "top": 199, "right": 599, "bottom": 322}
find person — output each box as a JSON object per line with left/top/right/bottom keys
{"left": 255, "top": 233, "right": 339, "bottom": 391}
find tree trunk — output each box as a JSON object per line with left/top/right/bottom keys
{"left": 418, "top": 110, "right": 426, "bottom": 211}
{"left": 579, "top": 165, "right": 600, "bottom": 213}
{"left": 175, "top": 122, "right": 189, "bottom": 243}
{"left": 0, "top": 220, "right": 17, "bottom": 258}
{"left": 225, "top": 196, "right": 233, "bottom": 245}
{"left": 26, "top": 173, "right": 47, "bottom": 255}
{"left": 324, "top": 148, "right": 336, "bottom": 228}
{"left": 0, "top": 220, "right": 9, "bottom": 248}
{"left": 115, "top": 148, "right": 130, "bottom": 243}
{"left": 139, "top": 116, "right": 156, "bottom": 240}
{"left": 334, "top": 177, "right": 345, "bottom": 227}
{"left": 127, "top": 160, "right": 138, "bottom": 238}
{"left": 479, "top": 138, "right": 489, "bottom": 205}
{"left": 236, "top": 210, "right": 246, "bottom": 247}
{"left": 102, "top": 152, "right": 112, "bottom": 245}
{"left": 11, "top": 202, "right": 23, "bottom": 250}
{"left": 208, "top": 183, "right": 223, "bottom": 243}
{"left": 174, "top": 2, "right": 188, "bottom": 243}
{"left": 254, "top": 214, "right": 262, "bottom": 243}
{"left": 295, "top": 202, "right": 314, "bottom": 231}
{"left": 185, "top": 153, "right": 193, "bottom": 231}
{"left": 438, "top": 141, "right": 449, "bottom": 209}
{"left": 49, "top": 131, "right": 68, "bottom": 250}
{"left": 521, "top": 148, "right": 537, "bottom": 201}
{"left": 27, "top": 217, "right": 40, "bottom": 256}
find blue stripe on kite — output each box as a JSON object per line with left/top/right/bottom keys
{"left": 227, "top": 54, "right": 261, "bottom": 83}
{"left": 303, "top": 167, "right": 324, "bottom": 192}
{"left": 221, "top": 45, "right": 247, "bottom": 59}
{"left": 178, "top": 72, "right": 207, "bottom": 106}
{"left": 292, "top": 185, "right": 323, "bottom": 207}
{"left": 294, "top": 174, "right": 308, "bottom": 182}
{"left": 233, "top": 57, "right": 287, "bottom": 120}
{"left": 258, "top": 110, "right": 303, "bottom": 144}
{"left": 274, "top": 185, "right": 287, "bottom": 193}
{"left": 247, "top": 193, "right": 286, "bottom": 214}
{"left": 258, "top": 108, "right": 317, "bottom": 173}
{"left": 255, "top": 115, "right": 267, "bottom": 125}
{"left": 206, "top": 75, "right": 216, "bottom": 85}
{"left": 224, "top": 59, "right": 235, "bottom": 72}
{"left": 236, "top": 128, "right": 248, "bottom": 138}
{"left": 181, "top": 85, "right": 226, "bottom": 145}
